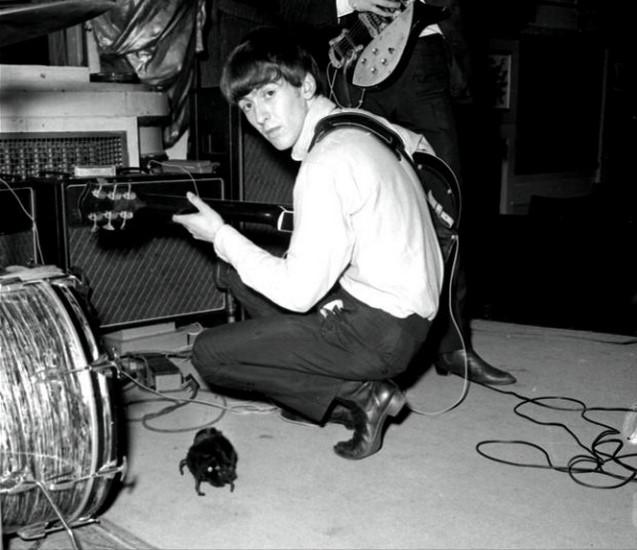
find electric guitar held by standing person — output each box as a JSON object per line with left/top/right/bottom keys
{"left": 328, "top": 0, "right": 449, "bottom": 88}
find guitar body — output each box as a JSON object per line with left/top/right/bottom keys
{"left": 352, "top": 4, "right": 414, "bottom": 88}
{"left": 328, "top": 1, "right": 450, "bottom": 90}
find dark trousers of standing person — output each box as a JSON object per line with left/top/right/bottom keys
{"left": 191, "top": 269, "right": 431, "bottom": 422}
{"left": 338, "top": 34, "right": 515, "bottom": 384}
{"left": 344, "top": 34, "right": 466, "bottom": 355}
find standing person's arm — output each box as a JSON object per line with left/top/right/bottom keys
{"left": 336, "top": 0, "right": 401, "bottom": 17}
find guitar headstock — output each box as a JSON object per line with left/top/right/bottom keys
{"left": 79, "top": 181, "right": 144, "bottom": 231}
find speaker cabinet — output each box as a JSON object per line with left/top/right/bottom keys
{"left": 190, "top": 87, "right": 243, "bottom": 199}
{"left": 241, "top": 126, "right": 296, "bottom": 204}
{"left": 31, "top": 174, "right": 226, "bottom": 330}
{"left": 0, "top": 182, "right": 38, "bottom": 267}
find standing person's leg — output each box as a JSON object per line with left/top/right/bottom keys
{"left": 362, "top": 36, "right": 461, "bottom": 170}
{"left": 358, "top": 37, "right": 515, "bottom": 384}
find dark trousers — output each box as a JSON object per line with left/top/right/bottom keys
{"left": 192, "top": 271, "right": 430, "bottom": 422}
{"left": 345, "top": 34, "right": 469, "bottom": 354}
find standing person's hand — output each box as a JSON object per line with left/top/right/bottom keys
{"left": 172, "top": 192, "right": 225, "bottom": 244}
{"left": 348, "top": 0, "right": 401, "bottom": 15}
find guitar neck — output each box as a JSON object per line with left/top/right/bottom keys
{"left": 81, "top": 184, "right": 295, "bottom": 233}
{"left": 146, "top": 195, "right": 294, "bottom": 233}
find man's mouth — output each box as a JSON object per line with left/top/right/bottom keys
{"left": 264, "top": 127, "right": 281, "bottom": 139}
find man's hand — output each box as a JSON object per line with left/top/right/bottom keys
{"left": 348, "top": 0, "right": 401, "bottom": 16}
{"left": 172, "top": 192, "right": 225, "bottom": 243}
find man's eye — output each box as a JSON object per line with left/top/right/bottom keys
{"left": 240, "top": 102, "right": 252, "bottom": 113}
{"left": 263, "top": 88, "right": 276, "bottom": 98}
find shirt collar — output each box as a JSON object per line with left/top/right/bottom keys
{"left": 291, "top": 96, "right": 338, "bottom": 162}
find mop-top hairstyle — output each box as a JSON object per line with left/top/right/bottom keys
{"left": 220, "top": 26, "right": 323, "bottom": 105}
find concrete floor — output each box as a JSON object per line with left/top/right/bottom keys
{"left": 4, "top": 320, "right": 637, "bottom": 549}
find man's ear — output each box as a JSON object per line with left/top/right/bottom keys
{"left": 301, "top": 73, "right": 317, "bottom": 99}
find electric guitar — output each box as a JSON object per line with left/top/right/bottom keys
{"left": 328, "top": 1, "right": 449, "bottom": 88}
{"left": 78, "top": 183, "right": 293, "bottom": 233}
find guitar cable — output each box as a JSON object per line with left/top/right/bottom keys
{"left": 325, "top": 63, "right": 366, "bottom": 109}
{"left": 407, "top": 230, "right": 470, "bottom": 417}
{"left": 473, "top": 381, "right": 637, "bottom": 489}
{"left": 146, "top": 159, "right": 201, "bottom": 197}
{"left": 0, "top": 175, "right": 45, "bottom": 266}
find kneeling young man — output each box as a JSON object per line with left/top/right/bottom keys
{"left": 173, "top": 27, "right": 443, "bottom": 460}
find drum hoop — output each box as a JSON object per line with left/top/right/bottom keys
{"left": 1, "top": 274, "right": 123, "bottom": 534}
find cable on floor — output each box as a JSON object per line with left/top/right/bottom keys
{"left": 474, "top": 382, "right": 637, "bottom": 489}
{"left": 116, "top": 352, "right": 277, "bottom": 433}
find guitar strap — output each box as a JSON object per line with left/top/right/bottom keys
{"left": 309, "top": 111, "right": 461, "bottom": 263}
{"left": 309, "top": 111, "right": 464, "bottom": 343}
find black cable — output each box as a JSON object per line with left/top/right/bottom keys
{"left": 474, "top": 383, "right": 637, "bottom": 489}
{"left": 116, "top": 351, "right": 228, "bottom": 433}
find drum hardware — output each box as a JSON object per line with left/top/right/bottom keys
{"left": 2, "top": 459, "right": 127, "bottom": 497}
{"left": 1, "top": 269, "right": 126, "bottom": 544}
{"left": 2, "top": 456, "right": 128, "bottom": 546}
{"left": 13, "top": 356, "right": 124, "bottom": 410}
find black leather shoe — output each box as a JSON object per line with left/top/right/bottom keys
{"left": 435, "top": 349, "right": 516, "bottom": 385}
{"left": 333, "top": 380, "right": 406, "bottom": 460}
{"left": 281, "top": 404, "right": 356, "bottom": 429}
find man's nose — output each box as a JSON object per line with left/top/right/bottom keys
{"left": 253, "top": 101, "right": 269, "bottom": 125}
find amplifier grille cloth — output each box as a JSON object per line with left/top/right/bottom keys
{"left": 62, "top": 177, "right": 225, "bottom": 328}
{"left": 0, "top": 232, "right": 35, "bottom": 267}
{"left": 69, "top": 227, "right": 224, "bottom": 328}
{"left": 243, "top": 130, "right": 295, "bottom": 204}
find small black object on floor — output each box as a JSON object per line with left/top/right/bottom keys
{"left": 179, "top": 427, "right": 238, "bottom": 495}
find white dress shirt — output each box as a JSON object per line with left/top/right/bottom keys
{"left": 213, "top": 96, "right": 443, "bottom": 320}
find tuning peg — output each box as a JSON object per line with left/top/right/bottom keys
{"left": 107, "top": 189, "right": 122, "bottom": 201}
{"left": 118, "top": 211, "right": 133, "bottom": 229}
{"left": 103, "top": 211, "right": 115, "bottom": 231}
{"left": 88, "top": 212, "right": 102, "bottom": 232}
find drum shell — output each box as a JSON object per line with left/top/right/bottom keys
{"left": 0, "top": 273, "right": 123, "bottom": 535}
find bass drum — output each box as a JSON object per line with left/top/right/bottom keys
{"left": 0, "top": 267, "right": 125, "bottom": 539}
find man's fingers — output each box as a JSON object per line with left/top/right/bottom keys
{"left": 173, "top": 193, "right": 200, "bottom": 223}
{"left": 186, "top": 191, "right": 204, "bottom": 208}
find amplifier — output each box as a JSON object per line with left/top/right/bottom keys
{"left": 0, "top": 179, "right": 39, "bottom": 268}
{"left": 29, "top": 173, "right": 227, "bottom": 330}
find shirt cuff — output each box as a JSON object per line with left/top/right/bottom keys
{"left": 213, "top": 223, "right": 239, "bottom": 264}
{"left": 213, "top": 223, "right": 268, "bottom": 269}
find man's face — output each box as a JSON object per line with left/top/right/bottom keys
{"left": 237, "top": 76, "right": 313, "bottom": 151}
